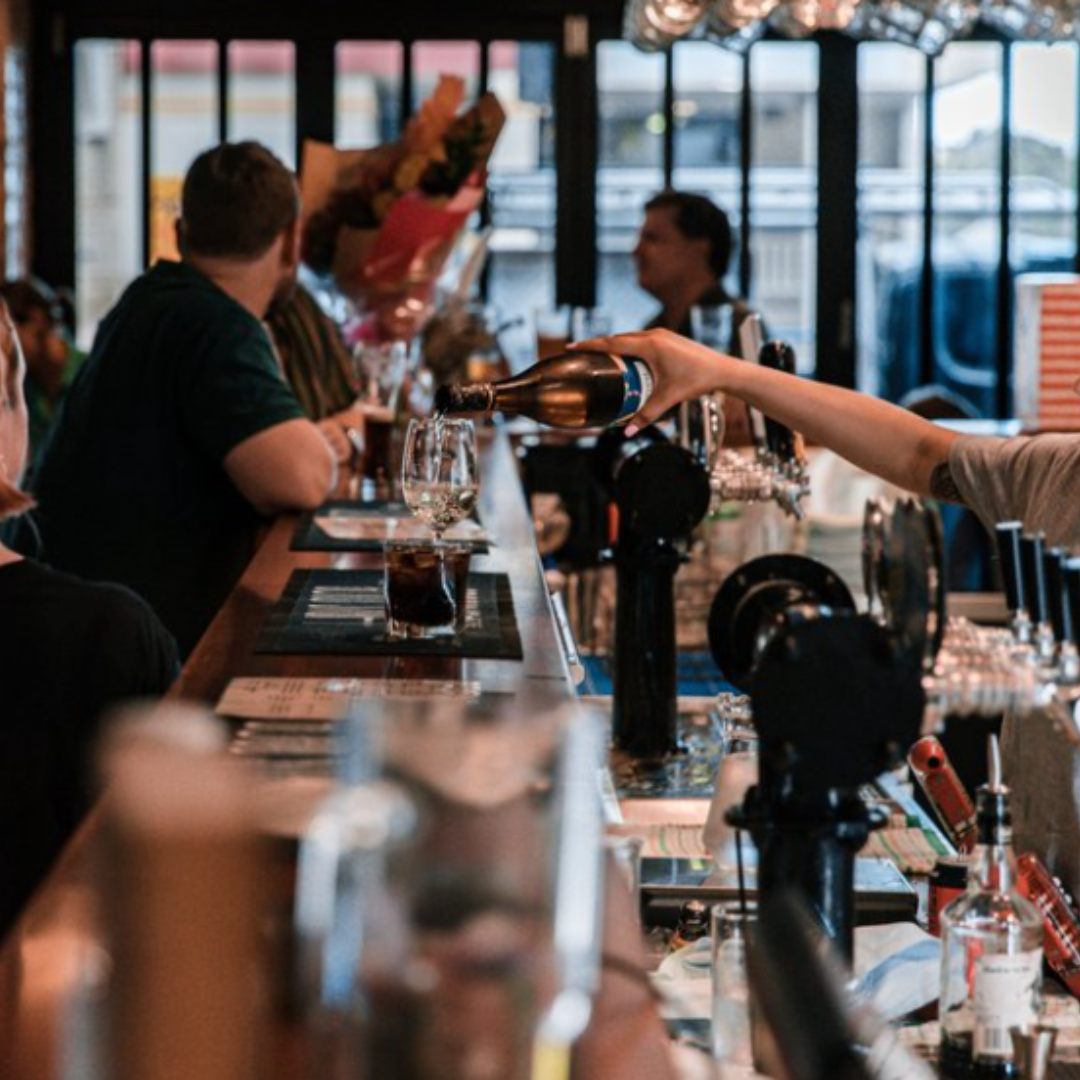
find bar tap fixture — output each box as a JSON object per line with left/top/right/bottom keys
{"left": 995, "top": 521, "right": 1032, "bottom": 644}
{"left": 707, "top": 552, "right": 923, "bottom": 957}
{"left": 706, "top": 334, "right": 810, "bottom": 520}
{"left": 594, "top": 427, "right": 712, "bottom": 758}
{"left": 1020, "top": 531, "right": 1057, "bottom": 662}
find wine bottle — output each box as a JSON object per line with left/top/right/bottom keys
{"left": 434, "top": 350, "right": 654, "bottom": 429}
{"left": 939, "top": 736, "right": 1043, "bottom": 1078}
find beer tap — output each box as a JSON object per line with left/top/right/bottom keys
{"left": 995, "top": 521, "right": 1032, "bottom": 645}
{"left": 707, "top": 332, "right": 810, "bottom": 519}
{"left": 1045, "top": 547, "right": 1080, "bottom": 684}
{"left": 1020, "top": 531, "right": 1057, "bottom": 664}
{"left": 594, "top": 428, "right": 711, "bottom": 758}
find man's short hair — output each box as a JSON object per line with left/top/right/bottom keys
{"left": 180, "top": 141, "right": 300, "bottom": 260}
{"left": 645, "top": 190, "right": 733, "bottom": 278}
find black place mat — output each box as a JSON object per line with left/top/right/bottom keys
{"left": 291, "top": 500, "right": 489, "bottom": 553}
{"left": 255, "top": 568, "right": 522, "bottom": 659}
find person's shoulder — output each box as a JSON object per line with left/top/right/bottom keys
{"left": 19, "top": 560, "right": 171, "bottom": 637}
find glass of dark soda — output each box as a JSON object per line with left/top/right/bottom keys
{"left": 383, "top": 539, "right": 470, "bottom": 640}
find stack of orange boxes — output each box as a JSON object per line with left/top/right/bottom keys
{"left": 1015, "top": 274, "right": 1080, "bottom": 431}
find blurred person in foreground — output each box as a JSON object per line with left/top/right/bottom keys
{"left": 0, "top": 278, "right": 86, "bottom": 461}
{"left": 16, "top": 142, "right": 340, "bottom": 657}
{"left": 0, "top": 299, "right": 177, "bottom": 934}
{"left": 575, "top": 324, "right": 1080, "bottom": 896}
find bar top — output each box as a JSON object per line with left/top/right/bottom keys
{"left": 0, "top": 431, "right": 674, "bottom": 1080}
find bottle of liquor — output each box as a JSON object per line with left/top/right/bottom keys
{"left": 939, "top": 736, "right": 1043, "bottom": 1079}
{"left": 434, "top": 350, "right": 654, "bottom": 429}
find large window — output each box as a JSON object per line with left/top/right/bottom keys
{"left": 74, "top": 40, "right": 143, "bottom": 346}
{"left": 596, "top": 41, "right": 664, "bottom": 330}
{"left": 750, "top": 42, "right": 819, "bottom": 373}
{"left": 61, "top": 22, "right": 1080, "bottom": 407}
{"left": 486, "top": 41, "right": 557, "bottom": 367}
{"left": 857, "top": 44, "right": 927, "bottom": 400}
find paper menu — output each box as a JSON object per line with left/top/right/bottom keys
{"left": 313, "top": 514, "right": 489, "bottom": 543}
{"left": 216, "top": 676, "right": 485, "bottom": 722}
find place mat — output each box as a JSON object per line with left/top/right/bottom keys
{"left": 255, "top": 568, "right": 522, "bottom": 659}
{"left": 291, "top": 500, "right": 489, "bottom": 553}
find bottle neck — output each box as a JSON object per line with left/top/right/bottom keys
{"left": 971, "top": 840, "right": 1017, "bottom": 893}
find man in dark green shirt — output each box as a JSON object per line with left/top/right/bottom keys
{"left": 19, "top": 142, "right": 338, "bottom": 656}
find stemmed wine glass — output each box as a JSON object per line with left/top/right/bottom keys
{"left": 401, "top": 418, "right": 479, "bottom": 540}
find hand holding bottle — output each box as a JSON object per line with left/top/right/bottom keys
{"left": 570, "top": 328, "right": 742, "bottom": 434}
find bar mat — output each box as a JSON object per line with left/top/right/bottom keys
{"left": 291, "top": 500, "right": 489, "bottom": 553}
{"left": 255, "top": 568, "right": 522, "bottom": 659}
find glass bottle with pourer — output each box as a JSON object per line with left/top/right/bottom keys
{"left": 939, "top": 734, "right": 1043, "bottom": 1078}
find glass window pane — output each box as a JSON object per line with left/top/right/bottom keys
{"left": 856, "top": 43, "right": 926, "bottom": 399}
{"left": 226, "top": 41, "right": 295, "bottom": 168}
{"left": 336, "top": 42, "right": 403, "bottom": 145}
{"left": 671, "top": 41, "right": 743, "bottom": 297}
{"left": 932, "top": 42, "right": 1002, "bottom": 417}
{"left": 596, "top": 41, "right": 665, "bottom": 331}
{"left": 750, "top": 42, "right": 819, "bottom": 373}
{"left": 486, "top": 41, "right": 557, "bottom": 368}
{"left": 412, "top": 41, "right": 481, "bottom": 110}
{"left": 1011, "top": 44, "right": 1077, "bottom": 276}
{"left": 75, "top": 40, "right": 143, "bottom": 348}
{"left": 150, "top": 41, "right": 219, "bottom": 264}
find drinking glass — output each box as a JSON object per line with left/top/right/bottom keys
{"left": 353, "top": 341, "right": 409, "bottom": 488}
{"left": 690, "top": 303, "right": 735, "bottom": 351}
{"left": 535, "top": 307, "right": 572, "bottom": 360}
{"left": 401, "top": 418, "right": 479, "bottom": 542}
{"left": 711, "top": 905, "right": 757, "bottom": 1073}
{"left": 383, "top": 538, "right": 459, "bottom": 640}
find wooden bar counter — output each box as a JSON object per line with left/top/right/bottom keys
{"left": 0, "top": 432, "right": 674, "bottom": 1080}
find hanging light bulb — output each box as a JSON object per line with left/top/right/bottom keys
{"left": 711, "top": 0, "right": 781, "bottom": 29}
{"left": 644, "top": 0, "right": 710, "bottom": 37}
{"left": 773, "top": 0, "right": 864, "bottom": 31}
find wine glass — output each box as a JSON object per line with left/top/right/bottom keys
{"left": 401, "top": 417, "right": 479, "bottom": 541}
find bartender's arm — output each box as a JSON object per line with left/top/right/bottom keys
{"left": 575, "top": 328, "right": 962, "bottom": 501}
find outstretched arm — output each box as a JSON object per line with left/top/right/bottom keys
{"left": 575, "top": 328, "right": 963, "bottom": 501}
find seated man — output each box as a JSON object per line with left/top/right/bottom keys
{"left": 17, "top": 141, "right": 338, "bottom": 657}
{"left": 0, "top": 298, "right": 178, "bottom": 934}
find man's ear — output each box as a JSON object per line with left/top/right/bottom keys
{"left": 281, "top": 217, "right": 302, "bottom": 269}
{"left": 174, "top": 218, "right": 187, "bottom": 258}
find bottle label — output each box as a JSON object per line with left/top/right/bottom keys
{"left": 972, "top": 949, "right": 1042, "bottom": 1058}
{"left": 614, "top": 357, "right": 653, "bottom": 423}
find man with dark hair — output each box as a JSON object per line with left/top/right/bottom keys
{"left": 17, "top": 141, "right": 338, "bottom": 656}
{"left": 635, "top": 190, "right": 753, "bottom": 350}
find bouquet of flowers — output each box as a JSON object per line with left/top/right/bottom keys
{"left": 301, "top": 76, "right": 505, "bottom": 340}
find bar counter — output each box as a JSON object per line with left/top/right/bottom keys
{"left": 0, "top": 432, "right": 675, "bottom": 1080}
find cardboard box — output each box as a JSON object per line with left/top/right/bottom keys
{"left": 1015, "top": 274, "right": 1080, "bottom": 431}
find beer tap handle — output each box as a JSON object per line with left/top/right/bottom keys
{"left": 994, "top": 521, "right": 1025, "bottom": 616}
{"left": 757, "top": 341, "right": 799, "bottom": 462}
{"left": 738, "top": 315, "right": 768, "bottom": 450}
{"left": 1044, "top": 547, "right": 1069, "bottom": 643}
{"left": 1019, "top": 532, "right": 1048, "bottom": 626}
{"left": 1065, "top": 558, "right": 1080, "bottom": 650}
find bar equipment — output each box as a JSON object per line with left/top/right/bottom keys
{"left": 707, "top": 552, "right": 923, "bottom": 957}
{"left": 704, "top": 332, "right": 810, "bottom": 519}
{"left": 593, "top": 427, "right": 712, "bottom": 758}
